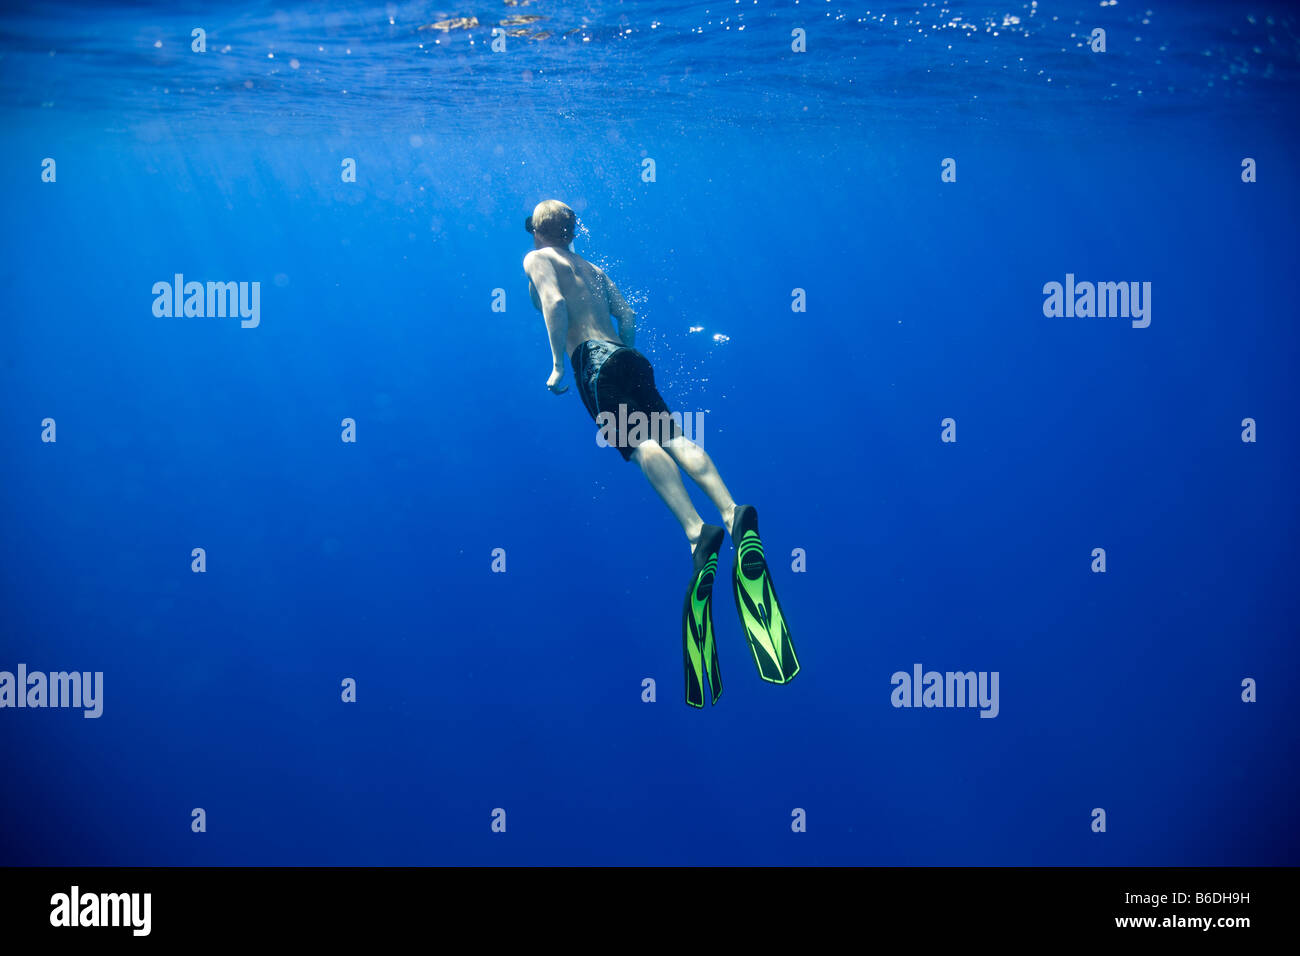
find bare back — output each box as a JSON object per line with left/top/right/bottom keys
{"left": 524, "top": 246, "right": 625, "bottom": 354}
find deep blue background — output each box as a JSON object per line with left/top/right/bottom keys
{"left": 1, "top": 1, "right": 1297, "bottom": 864}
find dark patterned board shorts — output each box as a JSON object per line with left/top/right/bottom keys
{"left": 570, "top": 339, "right": 682, "bottom": 461}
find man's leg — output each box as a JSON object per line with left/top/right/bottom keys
{"left": 662, "top": 435, "right": 738, "bottom": 536}
{"left": 630, "top": 439, "right": 708, "bottom": 550}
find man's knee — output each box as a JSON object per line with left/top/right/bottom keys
{"left": 630, "top": 438, "right": 666, "bottom": 467}
{"left": 662, "top": 434, "right": 703, "bottom": 465}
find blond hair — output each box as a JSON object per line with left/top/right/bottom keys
{"left": 528, "top": 199, "right": 576, "bottom": 243}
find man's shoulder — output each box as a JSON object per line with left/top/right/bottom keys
{"left": 523, "top": 246, "right": 566, "bottom": 271}
{"left": 570, "top": 252, "right": 606, "bottom": 281}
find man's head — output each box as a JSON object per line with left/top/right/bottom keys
{"left": 525, "top": 199, "right": 576, "bottom": 248}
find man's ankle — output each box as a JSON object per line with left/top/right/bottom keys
{"left": 721, "top": 504, "right": 737, "bottom": 535}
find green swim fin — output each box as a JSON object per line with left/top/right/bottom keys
{"left": 682, "top": 524, "right": 725, "bottom": 708}
{"left": 731, "top": 505, "right": 800, "bottom": 684}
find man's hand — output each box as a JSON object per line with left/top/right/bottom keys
{"left": 547, "top": 366, "right": 569, "bottom": 394}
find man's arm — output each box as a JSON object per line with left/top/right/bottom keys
{"left": 601, "top": 269, "right": 637, "bottom": 347}
{"left": 523, "top": 251, "right": 570, "bottom": 393}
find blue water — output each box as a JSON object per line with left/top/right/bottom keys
{"left": 1, "top": 1, "right": 1297, "bottom": 866}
